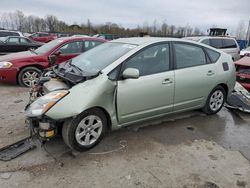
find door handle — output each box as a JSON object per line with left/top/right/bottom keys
{"left": 207, "top": 70, "right": 215, "bottom": 76}
{"left": 162, "top": 78, "right": 173, "bottom": 85}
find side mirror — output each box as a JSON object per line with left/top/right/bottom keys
{"left": 53, "top": 50, "right": 61, "bottom": 56}
{"left": 122, "top": 68, "right": 139, "bottom": 79}
{"left": 48, "top": 55, "right": 57, "bottom": 66}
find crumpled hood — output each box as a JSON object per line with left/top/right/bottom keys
{"left": 0, "top": 51, "right": 38, "bottom": 62}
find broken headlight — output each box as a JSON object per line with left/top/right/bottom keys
{"left": 26, "top": 90, "right": 69, "bottom": 117}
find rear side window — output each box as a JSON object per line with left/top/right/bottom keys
{"left": 201, "top": 39, "right": 210, "bottom": 45}
{"left": 210, "top": 39, "right": 223, "bottom": 49}
{"left": 174, "top": 43, "right": 207, "bottom": 69}
{"left": 0, "top": 31, "right": 14, "bottom": 37}
{"left": 39, "top": 33, "right": 49, "bottom": 37}
{"left": 222, "top": 39, "right": 237, "bottom": 48}
{"left": 205, "top": 48, "right": 220, "bottom": 63}
{"left": 11, "top": 32, "right": 19, "bottom": 36}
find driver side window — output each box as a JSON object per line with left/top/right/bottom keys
{"left": 57, "top": 41, "right": 83, "bottom": 54}
{"left": 122, "top": 43, "right": 170, "bottom": 77}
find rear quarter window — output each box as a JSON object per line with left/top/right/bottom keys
{"left": 209, "top": 39, "right": 223, "bottom": 49}
{"left": 222, "top": 39, "right": 237, "bottom": 48}
{"left": 201, "top": 39, "right": 210, "bottom": 45}
{"left": 205, "top": 48, "right": 221, "bottom": 63}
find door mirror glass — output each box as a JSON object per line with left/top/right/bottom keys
{"left": 122, "top": 68, "right": 139, "bottom": 79}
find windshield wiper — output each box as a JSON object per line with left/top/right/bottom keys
{"left": 68, "top": 60, "right": 84, "bottom": 73}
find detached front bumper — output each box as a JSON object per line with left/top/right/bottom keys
{"left": 26, "top": 117, "right": 59, "bottom": 141}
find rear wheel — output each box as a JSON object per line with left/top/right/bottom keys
{"left": 18, "top": 67, "right": 41, "bottom": 87}
{"left": 62, "top": 109, "right": 107, "bottom": 151}
{"left": 202, "top": 86, "right": 226, "bottom": 115}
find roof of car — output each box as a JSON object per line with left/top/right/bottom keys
{"left": 184, "top": 36, "right": 237, "bottom": 41}
{"left": 112, "top": 37, "right": 183, "bottom": 45}
{"left": 54, "top": 37, "right": 106, "bottom": 42}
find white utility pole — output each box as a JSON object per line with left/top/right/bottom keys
{"left": 246, "top": 20, "right": 250, "bottom": 47}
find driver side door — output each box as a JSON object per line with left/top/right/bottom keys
{"left": 55, "top": 41, "right": 84, "bottom": 64}
{"left": 117, "top": 43, "right": 175, "bottom": 124}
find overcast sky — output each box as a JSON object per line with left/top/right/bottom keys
{"left": 1, "top": 0, "right": 249, "bottom": 33}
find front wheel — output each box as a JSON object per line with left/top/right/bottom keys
{"left": 18, "top": 66, "right": 42, "bottom": 87}
{"left": 202, "top": 86, "right": 226, "bottom": 115}
{"left": 62, "top": 109, "right": 107, "bottom": 151}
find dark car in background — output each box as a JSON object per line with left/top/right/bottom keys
{"left": 0, "top": 37, "right": 106, "bottom": 87}
{"left": 235, "top": 56, "right": 250, "bottom": 91}
{"left": 29, "top": 32, "right": 57, "bottom": 43}
{"left": 0, "top": 36, "right": 43, "bottom": 55}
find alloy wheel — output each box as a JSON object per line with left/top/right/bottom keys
{"left": 209, "top": 90, "right": 224, "bottom": 111}
{"left": 22, "top": 71, "right": 40, "bottom": 87}
{"left": 75, "top": 115, "right": 103, "bottom": 146}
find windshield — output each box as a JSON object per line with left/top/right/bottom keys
{"left": 71, "top": 42, "right": 137, "bottom": 73}
{"left": 35, "top": 39, "right": 63, "bottom": 54}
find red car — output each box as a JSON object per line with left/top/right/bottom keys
{"left": 0, "top": 37, "right": 106, "bottom": 87}
{"left": 29, "top": 32, "right": 57, "bottom": 43}
{"left": 235, "top": 56, "right": 250, "bottom": 91}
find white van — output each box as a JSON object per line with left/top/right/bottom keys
{"left": 185, "top": 36, "right": 240, "bottom": 61}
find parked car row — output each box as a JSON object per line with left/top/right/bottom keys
{"left": 0, "top": 36, "right": 43, "bottom": 55}
{"left": 0, "top": 37, "right": 106, "bottom": 87}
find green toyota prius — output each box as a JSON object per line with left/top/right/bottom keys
{"left": 25, "top": 37, "right": 236, "bottom": 151}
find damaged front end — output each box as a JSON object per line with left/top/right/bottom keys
{"left": 225, "top": 82, "right": 250, "bottom": 113}
{"left": 25, "top": 61, "right": 100, "bottom": 141}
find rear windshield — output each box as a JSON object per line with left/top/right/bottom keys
{"left": 223, "top": 39, "right": 237, "bottom": 48}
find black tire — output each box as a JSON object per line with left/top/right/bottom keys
{"left": 18, "top": 66, "right": 41, "bottom": 87}
{"left": 202, "top": 85, "right": 226, "bottom": 115}
{"left": 62, "top": 108, "right": 107, "bottom": 151}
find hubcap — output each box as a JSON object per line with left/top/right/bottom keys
{"left": 22, "top": 71, "right": 40, "bottom": 87}
{"left": 209, "top": 90, "right": 224, "bottom": 111}
{"left": 75, "top": 115, "right": 103, "bottom": 146}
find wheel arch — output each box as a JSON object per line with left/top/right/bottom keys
{"left": 83, "top": 106, "right": 112, "bottom": 131}
{"left": 16, "top": 64, "right": 44, "bottom": 84}
{"left": 217, "top": 83, "right": 228, "bottom": 97}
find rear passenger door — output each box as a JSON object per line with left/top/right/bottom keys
{"left": 173, "top": 42, "right": 217, "bottom": 111}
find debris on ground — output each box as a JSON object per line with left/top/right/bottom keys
{"left": 14, "top": 100, "right": 23, "bottom": 104}
{"left": 0, "top": 173, "right": 12, "bottom": 180}
{"left": 225, "top": 82, "right": 250, "bottom": 113}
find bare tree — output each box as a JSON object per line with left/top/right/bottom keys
{"left": 236, "top": 20, "right": 247, "bottom": 40}
{"left": 45, "top": 15, "right": 58, "bottom": 32}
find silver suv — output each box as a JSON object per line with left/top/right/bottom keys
{"left": 0, "top": 30, "right": 24, "bottom": 37}
{"left": 185, "top": 36, "right": 240, "bottom": 61}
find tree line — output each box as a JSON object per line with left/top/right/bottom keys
{"left": 0, "top": 10, "right": 234, "bottom": 38}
